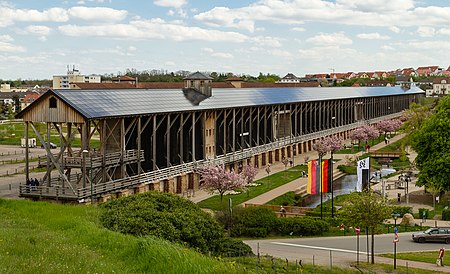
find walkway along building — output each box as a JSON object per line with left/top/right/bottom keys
{"left": 16, "top": 72, "right": 424, "bottom": 202}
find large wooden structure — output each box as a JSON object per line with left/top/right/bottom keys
{"left": 17, "top": 73, "right": 424, "bottom": 202}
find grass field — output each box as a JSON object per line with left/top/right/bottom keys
{"left": 0, "top": 121, "right": 100, "bottom": 148}
{"left": 379, "top": 251, "right": 449, "bottom": 267}
{"left": 0, "top": 199, "right": 233, "bottom": 274}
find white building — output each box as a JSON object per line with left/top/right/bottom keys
{"left": 53, "top": 66, "right": 101, "bottom": 89}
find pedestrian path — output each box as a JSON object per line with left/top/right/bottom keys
{"left": 190, "top": 133, "right": 407, "bottom": 205}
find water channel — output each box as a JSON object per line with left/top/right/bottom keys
{"left": 304, "top": 168, "right": 396, "bottom": 208}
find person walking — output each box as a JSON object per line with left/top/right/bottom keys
{"left": 439, "top": 247, "right": 445, "bottom": 266}
{"left": 279, "top": 206, "right": 287, "bottom": 217}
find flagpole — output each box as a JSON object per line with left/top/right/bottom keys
{"left": 331, "top": 153, "right": 334, "bottom": 218}
{"left": 319, "top": 154, "right": 322, "bottom": 220}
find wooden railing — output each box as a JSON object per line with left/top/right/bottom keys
{"left": 38, "top": 150, "right": 144, "bottom": 168}
{"left": 24, "top": 113, "right": 403, "bottom": 201}
{"left": 368, "top": 150, "right": 401, "bottom": 158}
{"left": 245, "top": 203, "right": 311, "bottom": 217}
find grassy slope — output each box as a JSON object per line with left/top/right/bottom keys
{"left": 0, "top": 199, "right": 232, "bottom": 274}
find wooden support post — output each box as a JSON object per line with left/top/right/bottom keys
{"left": 25, "top": 122, "right": 29, "bottom": 181}
{"left": 120, "top": 118, "right": 125, "bottom": 178}
{"left": 137, "top": 116, "right": 142, "bottom": 178}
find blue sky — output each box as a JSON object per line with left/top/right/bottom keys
{"left": 1, "top": 0, "right": 450, "bottom": 79}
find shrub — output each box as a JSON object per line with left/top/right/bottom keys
{"left": 418, "top": 208, "right": 429, "bottom": 219}
{"left": 99, "top": 191, "right": 250, "bottom": 256}
{"left": 391, "top": 206, "right": 412, "bottom": 217}
{"left": 218, "top": 237, "right": 253, "bottom": 257}
{"left": 442, "top": 209, "right": 450, "bottom": 221}
{"left": 276, "top": 217, "right": 329, "bottom": 236}
{"left": 226, "top": 206, "right": 277, "bottom": 237}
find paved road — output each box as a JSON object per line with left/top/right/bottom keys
{"left": 245, "top": 232, "right": 450, "bottom": 270}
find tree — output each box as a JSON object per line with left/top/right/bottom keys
{"left": 198, "top": 165, "right": 246, "bottom": 201}
{"left": 340, "top": 191, "right": 392, "bottom": 264}
{"left": 240, "top": 164, "right": 257, "bottom": 197}
{"left": 349, "top": 127, "right": 368, "bottom": 149}
{"left": 410, "top": 96, "right": 450, "bottom": 191}
{"left": 401, "top": 103, "right": 432, "bottom": 139}
{"left": 376, "top": 119, "right": 402, "bottom": 139}
{"left": 362, "top": 124, "right": 380, "bottom": 145}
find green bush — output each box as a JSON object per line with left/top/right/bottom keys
{"left": 418, "top": 208, "right": 429, "bottom": 219}
{"left": 391, "top": 206, "right": 412, "bottom": 217}
{"left": 226, "top": 206, "right": 277, "bottom": 237}
{"left": 217, "top": 237, "right": 253, "bottom": 257}
{"left": 442, "top": 209, "right": 450, "bottom": 221}
{"left": 276, "top": 217, "right": 329, "bottom": 236}
{"left": 99, "top": 191, "right": 250, "bottom": 256}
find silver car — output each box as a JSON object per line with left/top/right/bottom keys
{"left": 412, "top": 227, "right": 450, "bottom": 243}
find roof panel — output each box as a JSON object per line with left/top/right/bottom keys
{"left": 54, "top": 86, "right": 424, "bottom": 119}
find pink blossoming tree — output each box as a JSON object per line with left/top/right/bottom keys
{"left": 376, "top": 119, "right": 402, "bottom": 139}
{"left": 198, "top": 165, "right": 246, "bottom": 201}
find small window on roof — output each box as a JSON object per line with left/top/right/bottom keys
{"left": 49, "top": 97, "right": 57, "bottom": 108}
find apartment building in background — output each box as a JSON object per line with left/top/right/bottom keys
{"left": 53, "top": 66, "right": 101, "bottom": 89}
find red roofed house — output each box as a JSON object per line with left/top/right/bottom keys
{"left": 416, "top": 66, "right": 441, "bottom": 76}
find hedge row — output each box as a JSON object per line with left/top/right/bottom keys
{"left": 217, "top": 206, "right": 330, "bottom": 238}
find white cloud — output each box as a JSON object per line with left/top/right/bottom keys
{"left": 0, "top": 41, "right": 26, "bottom": 52}
{"left": 58, "top": 19, "right": 250, "bottom": 43}
{"left": 306, "top": 32, "right": 352, "bottom": 46}
{"left": 251, "top": 36, "right": 282, "bottom": 47}
{"left": 0, "top": 6, "right": 68, "bottom": 27}
{"left": 154, "top": 0, "right": 187, "bottom": 9}
{"left": 201, "top": 47, "right": 214, "bottom": 53}
{"left": 357, "top": 32, "right": 390, "bottom": 40}
{"left": 417, "top": 26, "right": 435, "bottom": 37}
{"left": 389, "top": 26, "right": 401, "bottom": 33}
{"left": 25, "top": 25, "right": 51, "bottom": 36}
{"left": 291, "top": 27, "right": 305, "bottom": 32}
{"left": 68, "top": 7, "right": 128, "bottom": 22}
{"left": 335, "top": 0, "right": 414, "bottom": 12}
{"left": 437, "top": 28, "right": 450, "bottom": 35}
{"left": 381, "top": 45, "right": 394, "bottom": 50}
{"left": 270, "top": 49, "right": 293, "bottom": 58}
{"left": 408, "top": 40, "right": 450, "bottom": 50}
{"left": 194, "top": 0, "right": 450, "bottom": 32}
{"left": 211, "top": 52, "right": 234, "bottom": 59}
{"left": 0, "top": 34, "right": 13, "bottom": 42}
{"left": 201, "top": 47, "right": 233, "bottom": 59}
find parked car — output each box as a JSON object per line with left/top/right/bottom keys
{"left": 41, "top": 142, "right": 57, "bottom": 149}
{"left": 412, "top": 227, "right": 450, "bottom": 243}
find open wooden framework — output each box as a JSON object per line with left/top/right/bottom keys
{"left": 17, "top": 86, "right": 422, "bottom": 202}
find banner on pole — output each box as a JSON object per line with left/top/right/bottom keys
{"left": 356, "top": 157, "right": 370, "bottom": 192}
{"left": 307, "top": 159, "right": 332, "bottom": 194}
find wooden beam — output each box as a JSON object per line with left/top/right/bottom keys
{"left": 30, "top": 122, "right": 76, "bottom": 194}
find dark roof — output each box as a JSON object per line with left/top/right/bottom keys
{"left": 242, "top": 82, "right": 319, "bottom": 88}
{"left": 183, "top": 71, "right": 212, "bottom": 80}
{"left": 0, "top": 92, "right": 27, "bottom": 99}
{"left": 75, "top": 82, "right": 136, "bottom": 89}
{"left": 30, "top": 86, "right": 424, "bottom": 120}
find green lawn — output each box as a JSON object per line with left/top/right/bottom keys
{"left": 197, "top": 165, "right": 307, "bottom": 211}
{"left": 379, "top": 251, "right": 449, "bottom": 267}
{"left": 0, "top": 121, "right": 100, "bottom": 148}
{"left": 0, "top": 199, "right": 236, "bottom": 274}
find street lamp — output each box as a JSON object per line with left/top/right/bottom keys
{"left": 392, "top": 212, "right": 400, "bottom": 269}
